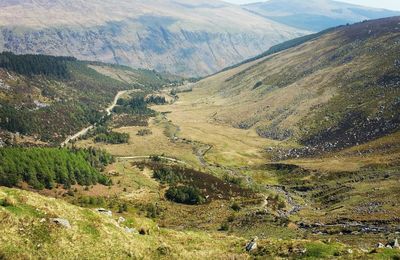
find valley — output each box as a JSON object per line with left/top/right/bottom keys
{"left": 0, "top": 8, "right": 399, "bottom": 260}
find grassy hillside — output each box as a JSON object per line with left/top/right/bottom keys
{"left": 190, "top": 17, "right": 400, "bottom": 154}
{"left": 0, "top": 52, "right": 177, "bottom": 145}
{"left": 0, "top": 187, "right": 248, "bottom": 259}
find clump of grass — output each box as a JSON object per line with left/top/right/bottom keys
{"left": 304, "top": 242, "right": 343, "bottom": 258}
{"left": 0, "top": 196, "right": 16, "bottom": 207}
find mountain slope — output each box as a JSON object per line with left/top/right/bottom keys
{"left": 0, "top": 0, "right": 307, "bottom": 77}
{"left": 244, "top": 0, "right": 400, "bottom": 31}
{"left": 0, "top": 52, "right": 175, "bottom": 145}
{"left": 184, "top": 17, "right": 400, "bottom": 154}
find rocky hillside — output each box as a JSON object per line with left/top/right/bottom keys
{"left": 244, "top": 0, "right": 400, "bottom": 31}
{"left": 189, "top": 17, "right": 400, "bottom": 153}
{"left": 0, "top": 0, "right": 307, "bottom": 77}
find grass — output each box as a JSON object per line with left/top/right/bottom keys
{"left": 0, "top": 186, "right": 251, "bottom": 259}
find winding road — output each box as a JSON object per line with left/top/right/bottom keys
{"left": 61, "top": 90, "right": 128, "bottom": 147}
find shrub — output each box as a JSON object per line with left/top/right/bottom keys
{"left": 165, "top": 186, "right": 205, "bottom": 205}
{"left": 219, "top": 222, "right": 229, "bottom": 231}
{"left": 253, "top": 81, "right": 263, "bottom": 90}
{"left": 94, "top": 131, "right": 129, "bottom": 144}
{"left": 118, "top": 203, "right": 128, "bottom": 213}
{"left": 143, "top": 203, "right": 163, "bottom": 218}
{"left": 231, "top": 202, "right": 241, "bottom": 212}
{"left": 137, "top": 129, "right": 152, "bottom": 136}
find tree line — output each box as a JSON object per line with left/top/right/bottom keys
{"left": 0, "top": 147, "right": 113, "bottom": 190}
{"left": 0, "top": 52, "right": 75, "bottom": 79}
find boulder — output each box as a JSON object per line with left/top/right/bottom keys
{"left": 96, "top": 208, "right": 112, "bottom": 217}
{"left": 50, "top": 218, "right": 71, "bottom": 229}
{"left": 377, "top": 243, "right": 385, "bottom": 248}
{"left": 393, "top": 238, "right": 399, "bottom": 249}
{"left": 246, "top": 237, "right": 258, "bottom": 252}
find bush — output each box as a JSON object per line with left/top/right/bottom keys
{"left": 219, "top": 222, "right": 229, "bottom": 231}
{"left": 143, "top": 203, "right": 162, "bottom": 218}
{"left": 146, "top": 95, "right": 166, "bottom": 105}
{"left": 231, "top": 202, "right": 241, "bottom": 212}
{"left": 137, "top": 129, "right": 152, "bottom": 136}
{"left": 118, "top": 203, "right": 128, "bottom": 213}
{"left": 94, "top": 131, "right": 129, "bottom": 144}
{"left": 165, "top": 186, "right": 205, "bottom": 205}
{"left": 253, "top": 81, "right": 263, "bottom": 90}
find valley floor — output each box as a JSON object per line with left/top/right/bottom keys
{"left": 68, "top": 83, "right": 400, "bottom": 259}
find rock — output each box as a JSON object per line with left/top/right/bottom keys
{"left": 386, "top": 245, "right": 392, "bottom": 249}
{"left": 347, "top": 249, "right": 353, "bottom": 254}
{"left": 50, "top": 218, "right": 71, "bottom": 229}
{"left": 118, "top": 217, "right": 126, "bottom": 224}
{"left": 393, "top": 238, "right": 399, "bottom": 249}
{"left": 125, "top": 227, "right": 137, "bottom": 234}
{"left": 96, "top": 208, "right": 112, "bottom": 217}
{"left": 377, "top": 243, "right": 385, "bottom": 248}
{"left": 245, "top": 237, "right": 258, "bottom": 252}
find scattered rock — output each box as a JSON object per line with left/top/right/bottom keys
{"left": 50, "top": 218, "right": 71, "bottom": 229}
{"left": 377, "top": 242, "right": 385, "bottom": 248}
{"left": 96, "top": 208, "right": 112, "bottom": 217}
{"left": 246, "top": 237, "right": 258, "bottom": 252}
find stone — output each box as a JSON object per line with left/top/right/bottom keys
{"left": 393, "top": 238, "right": 399, "bottom": 249}
{"left": 347, "top": 249, "right": 353, "bottom": 254}
{"left": 118, "top": 217, "right": 126, "bottom": 224}
{"left": 125, "top": 227, "right": 137, "bottom": 234}
{"left": 377, "top": 243, "right": 385, "bottom": 248}
{"left": 245, "top": 237, "right": 258, "bottom": 252}
{"left": 50, "top": 218, "right": 71, "bottom": 229}
{"left": 96, "top": 208, "right": 112, "bottom": 217}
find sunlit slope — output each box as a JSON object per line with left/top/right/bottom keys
{"left": 190, "top": 17, "right": 400, "bottom": 152}
{"left": 0, "top": 0, "right": 307, "bottom": 77}
{"left": 0, "top": 187, "right": 246, "bottom": 259}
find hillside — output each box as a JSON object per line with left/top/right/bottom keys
{"left": 0, "top": 0, "right": 307, "bottom": 77}
{"left": 244, "top": 0, "right": 400, "bottom": 31}
{"left": 185, "top": 17, "right": 400, "bottom": 154}
{"left": 0, "top": 52, "right": 176, "bottom": 145}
